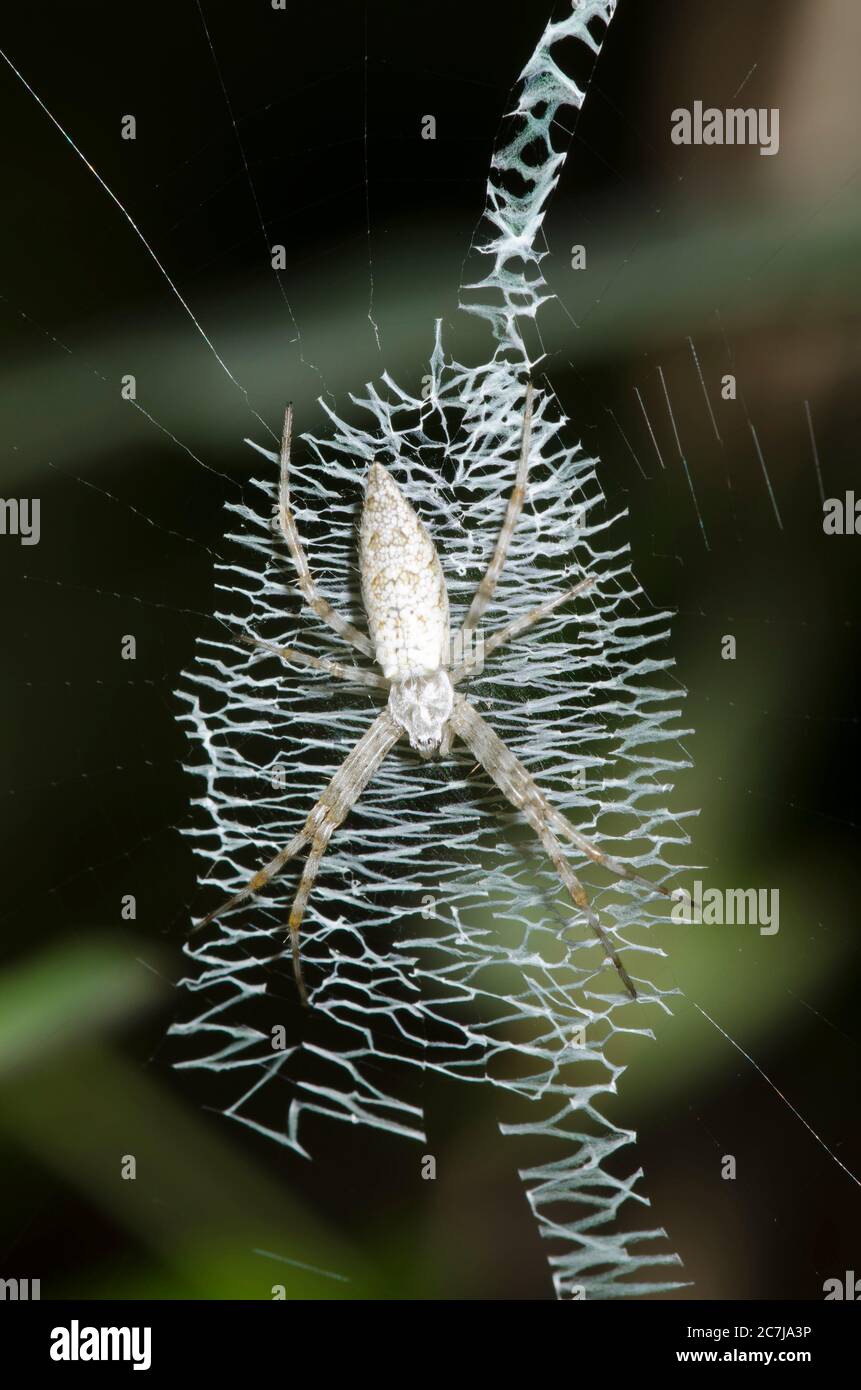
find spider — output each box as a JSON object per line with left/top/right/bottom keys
{"left": 194, "top": 383, "right": 671, "bottom": 1003}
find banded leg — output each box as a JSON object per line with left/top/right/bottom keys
{"left": 451, "top": 699, "right": 671, "bottom": 997}
{"left": 192, "top": 708, "right": 403, "bottom": 1001}
{"left": 278, "top": 404, "right": 375, "bottom": 659}
{"left": 452, "top": 699, "right": 671, "bottom": 898}
{"left": 546, "top": 803, "right": 672, "bottom": 899}
{"left": 459, "top": 381, "right": 534, "bottom": 636}
{"left": 239, "top": 632, "right": 389, "bottom": 690}
{"left": 532, "top": 820, "right": 637, "bottom": 1000}
{"left": 287, "top": 827, "right": 334, "bottom": 1005}
{"left": 452, "top": 575, "right": 596, "bottom": 683}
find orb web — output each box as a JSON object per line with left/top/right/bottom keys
{"left": 172, "top": 0, "right": 695, "bottom": 1298}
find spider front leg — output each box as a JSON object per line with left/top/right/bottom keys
{"left": 459, "top": 380, "right": 534, "bottom": 637}
{"left": 239, "top": 632, "right": 389, "bottom": 690}
{"left": 451, "top": 575, "right": 597, "bottom": 683}
{"left": 450, "top": 699, "right": 671, "bottom": 998}
{"left": 278, "top": 405, "right": 375, "bottom": 659}
{"left": 192, "top": 708, "right": 403, "bottom": 1003}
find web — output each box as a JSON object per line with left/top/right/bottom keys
{"left": 168, "top": 0, "right": 694, "bottom": 1299}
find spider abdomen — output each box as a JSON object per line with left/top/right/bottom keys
{"left": 360, "top": 463, "right": 450, "bottom": 680}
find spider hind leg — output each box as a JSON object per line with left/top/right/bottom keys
{"left": 190, "top": 709, "right": 403, "bottom": 1005}
{"left": 451, "top": 698, "right": 667, "bottom": 999}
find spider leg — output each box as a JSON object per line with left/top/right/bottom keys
{"left": 452, "top": 699, "right": 671, "bottom": 898}
{"left": 239, "top": 632, "right": 389, "bottom": 690}
{"left": 192, "top": 709, "right": 403, "bottom": 1002}
{"left": 278, "top": 404, "right": 375, "bottom": 659}
{"left": 286, "top": 830, "right": 332, "bottom": 1005}
{"left": 532, "top": 821, "right": 638, "bottom": 1000}
{"left": 450, "top": 699, "right": 671, "bottom": 997}
{"left": 545, "top": 802, "right": 672, "bottom": 899}
{"left": 452, "top": 575, "right": 596, "bottom": 683}
{"left": 459, "top": 381, "right": 534, "bottom": 637}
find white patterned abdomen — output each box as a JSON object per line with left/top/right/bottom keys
{"left": 360, "top": 463, "right": 449, "bottom": 679}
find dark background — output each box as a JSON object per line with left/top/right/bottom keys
{"left": 0, "top": 0, "right": 859, "bottom": 1299}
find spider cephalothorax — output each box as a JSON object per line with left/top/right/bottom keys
{"left": 195, "top": 384, "right": 671, "bottom": 1003}
{"left": 386, "top": 670, "right": 455, "bottom": 758}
